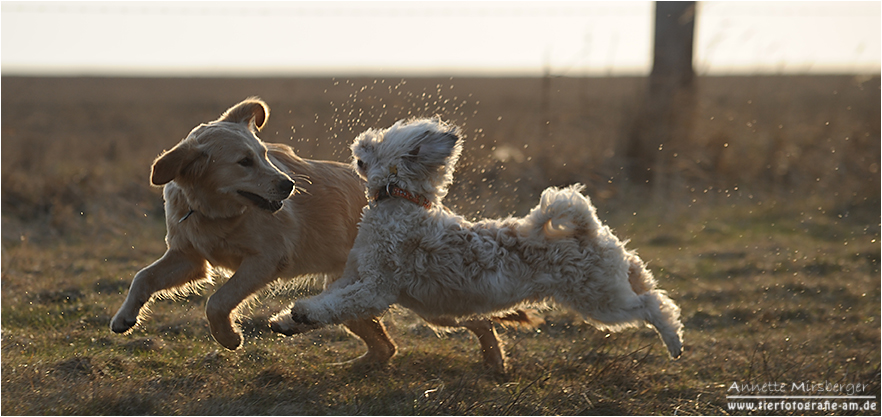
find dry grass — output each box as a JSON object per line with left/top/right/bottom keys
{"left": 2, "top": 75, "right": 879, "bottom": 415}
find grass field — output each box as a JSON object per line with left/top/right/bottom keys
{"left": 2, "top": 75, "right": 880, "bottom": 415}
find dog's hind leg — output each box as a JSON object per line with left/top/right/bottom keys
{"left": 462, "top": 319, "right": 507, "bottom": 373}
{"left": 340, "top": 317, "right": 398, "bottom": 365}
{"left": 639, "top": 290, "right": 683, "bottom": 359}
{"left": 427, "top": 317, "right": 507, "bottom": 373}
{"left": 624, "top": 256, "right": 683, "bottom": 358}
{"left": 571, "top": 290, "right": 683, "bottom": 359}
{"left": 111, "top": 249, "right": 208, "bottom": 334}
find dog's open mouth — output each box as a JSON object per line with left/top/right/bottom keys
{"left": 238, "top": 190, "right": 284, "bottom": 212}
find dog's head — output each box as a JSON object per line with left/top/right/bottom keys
{"left": 150, "top": 98, "right": 294, "bottom": 218}
{"left": 351, "top": 117, "right": 463, "bottom": 205}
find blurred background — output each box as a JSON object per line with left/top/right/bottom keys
{"left": 2, "top": 1, "right": 879, "bottom": 231}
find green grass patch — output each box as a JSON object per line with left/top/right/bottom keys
{"left": 2, "top": 197, "right": 878, "bottom": 415}
{"left": 2, "top": 75, "right": 878, "bottom": 414}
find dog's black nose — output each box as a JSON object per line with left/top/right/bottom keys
{"left": 278, "top": 178, "right": 295, "bottom": 196}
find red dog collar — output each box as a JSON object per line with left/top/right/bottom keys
{"left": 373, "top": 184, "right": 432, "bottom": 209}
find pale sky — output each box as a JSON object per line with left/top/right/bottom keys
{"left": 1, "top": 1, "right": 879, "bottom": 76}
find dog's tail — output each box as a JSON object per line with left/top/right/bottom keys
{"left": 625, "top": 250, "right": 657, "bottom": 295}
{"left": 527, "top": 184, "right": 600, "bottom": 239}
{"left": 491, "top": 309, "right": 545, "bottom": 329}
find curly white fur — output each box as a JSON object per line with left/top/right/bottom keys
{"left": 271, "top": 117, "right": 684, "bottom": 361}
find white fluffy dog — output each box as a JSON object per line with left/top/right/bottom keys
{"left": 270, "top": 117, "right": 684, "bottom": 368}
{"left": 111, "top": 99, "right": 529, "bottom": 368}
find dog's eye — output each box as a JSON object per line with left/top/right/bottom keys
{"left": 356, "top": 159, "right": 365, "bottom": 170}
{"left": 238, "top": 157, "right": 254, "bottom": 167}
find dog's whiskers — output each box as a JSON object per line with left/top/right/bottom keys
{"left": 289, "top": 173, "right": 313, "bottom": 184}
{"left": 293, "top": 184, "right": 309, "bottom": 196}
{"left": 288, "top": 173, "right": 312, "bottom": 196}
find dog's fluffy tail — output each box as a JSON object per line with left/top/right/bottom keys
{"left": 528, "top": 184, "right": 600, "bottom": 239}
{"left": 625, "top": 250, "right": 655, "bottom": 295}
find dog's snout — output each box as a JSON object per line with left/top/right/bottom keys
{"left": 278, "top": 178, "right": 295, "bottom": 197}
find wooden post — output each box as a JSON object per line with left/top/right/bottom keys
{"left": 626, "top": 1, "right": 696, "bottom": 188}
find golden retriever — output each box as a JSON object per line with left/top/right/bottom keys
{"left": 110, "top": 98, "right": 536, "bottom": 368}
{"left": 110, "top": 98, "right": 399, "bottom": 362}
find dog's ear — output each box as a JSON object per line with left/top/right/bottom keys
{"left": 406, "top": 129, "right": 462, "bottom": 168}
{"left": 150, "top": 143, "right": 203, "bottom": 186}
{"left": 216, "top": 97, "right": 269, "bottom": 132}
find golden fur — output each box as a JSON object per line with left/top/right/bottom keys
{"left": 110, "top": 98, "right": 398, "bottom": 361}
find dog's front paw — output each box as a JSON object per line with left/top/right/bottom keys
{"left": 111, "top": 302, "right": 146, "bottom": 334}
{"left": 269, "top": 309, "right": 322, "bottom": 336}
{"left": 110, "top": 314, "right": 138, "bottom": 334}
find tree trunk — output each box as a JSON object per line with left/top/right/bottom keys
{"left": 626, "top": 1, "right": 696, "bottom": 187}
